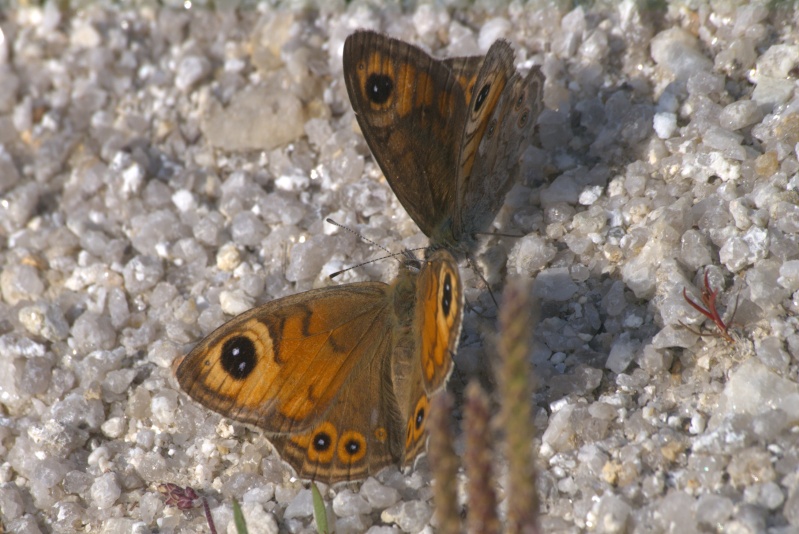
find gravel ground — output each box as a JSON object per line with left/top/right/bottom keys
{"left": 2, "top": 1, "right": 799, "bottom": 533}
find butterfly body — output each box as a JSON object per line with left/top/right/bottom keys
{"left": 175, "top": 249, "right": 463, "bottom": 483}
{"left": 343, "top": 30, "right": 545, "bottom": 254}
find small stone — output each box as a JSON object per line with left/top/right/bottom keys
{"left": 101, "top": 417, "right": 126, "bottom": 439}
{"left": 606, "top": 334, "right": 640, "bottom": 374}
{"left": 230, "top": 211, "right": 267, "bottom": 247}
{"left": 508, "top": 235, "right": 556, "bottom": 276}
{"left": 478, "top": 17, "right": 511, "bottom": 51}
{"left": 123, "top": 255, "right": 165, "bottom": 294}
{"left": 91, "top": 472, "right": 121, "bottom": 510}
{"left": 650, "top": 28, "right": 713, "bottom": 80}
{"left": 151, "top": 392, "right": 178, "bottom": 425}
{"left": 755, "top": 481, "right": 785, "bottom": 510}
{"left": 216, "top": 243, "right": 241, "bottom": 272}
{"left": 718, "top": 100, "right": 762, "bottom": 131}
{"left": 18, "top": 303, "right": 70, "bottom": 341}
{"left": 171, "top": 189, "right": 195, "bottom": 212}
{"left": 242, "top": 485, "right": 275, "bottom": 504}
{"left": 727, "top": 447, "right": 775, "bottom": 488}
{"left": 778, "top": 260, "right": 799, "bottom": 291}
{"left": 50, "top": 393, "right": 106, "bottom": 431}
{"left": 285, "top": 235, "right": 338, "bottom": 283}
{"left": 360, "top": 478, "right": 400, "bottom": 510}
{"left": 653, "top": 112, "right": 677, "bottom": 139}
{"left": 175, "top": 56, "right": 211, "bottom": 92}
{"left": 772, "top": 201, "right": 799, "bottom": 234}
{"left": 752, "top": 76, "right": 795, "bottom": 108}
{"left": 721, "top": 358, "right": 799, "bottom": 420}
{"left": 540, "top": 174, "right": 581, "bottom": 206}
{"left": 380, "top": 500, "right": 432, "bottom": 533}
{"left": 203, "top": 86, "right": 305, "bottom": 151}
{"left": 103, "top": 369, "right": 136, "bottom": 396}
{"left": 719, "top": 236, "right": 752, "bottom": 272}
{"left": 579, "top": 185, "right": 603, "bottom": 205}
{"left": 542, "top": 404, "right": 576, "bottom": 451}
{"left": 333, "top": 489, "right": 372, "bottom": 517}
{"left": 226, "top": 502, "right": 278, "bottom": 534}
{"left": 651, "top": 325, "right": 697, "bottom": 349}
{"left": 219, "top": 290, "right": 254, "bottom": 316}
{"left": 283, "top": 489, "right": 313, "bottom": 519}
{"left": 0, "top": 484, "right": 25, "bottom": 520}
{"left": 336, "top": 514, "right": 373, "bottom": 534}
{"left": 71, "top": 20, "right": 101, "bottom": 48}
{"left": 679, "top": 229, "right": 712, "bottom": 271}
{"left": 756, "top": 44, "right": 799, "bottom": 78}
{"left": 755, "top": 337, "right": 790, "bottom": 373}
{"left": 534, "top": 267, "right": 578, "bottom": 302}
{"left": 687, "top": 71, "right": 724, "bottom": 96}
{"left": 702, "top": 127, "right": 744, "bottom": 159}
{"left": 695, "top": 493, "right": 733, "bottom": 527}
{"left": 595, "top": 493, "right": 631, "bottom": 534}
{"left": 70, "top": 312, "right": 116, "bottom": 354}
{"left": 1, "top": 264, "right": 44, "bottom": 305}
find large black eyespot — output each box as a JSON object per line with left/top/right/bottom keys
{"left": 365, "top": 73, "right": 393, "bottom": 104}
{"left": 220, "top": 336, "right": 256, "bottom": 379}
{"left": 441, "top": 273, "right": 452, "bottom": 317}
{"left": 415, "top": 406, "right": 426, "bottom": 430}
{"left": 344, "top": 439, "right": 361, "bottom": 456}
{"left": 474, "top": 83, "right": 491, "bottom": 112}
{"left": 313, "top": 432, "right": 332, "bottom": 452}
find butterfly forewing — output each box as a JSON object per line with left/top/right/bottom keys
{"left": 343, "top": 31, "right": 469, "bottom": 238}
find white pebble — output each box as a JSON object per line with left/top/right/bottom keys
{"left": 91, "top": 472, "right": 121, "bottom": 510}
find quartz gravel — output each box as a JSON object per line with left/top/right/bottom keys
{"left": 1, "top": 2, "right": 799, "bottom": 533}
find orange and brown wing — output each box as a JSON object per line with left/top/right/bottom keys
{"left": 343, "top": 30, "right": 469, "bottom": 238}
{"left": 175, "top": 283, "right": 393, "bottom": 434}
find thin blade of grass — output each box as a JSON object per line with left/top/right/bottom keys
{"left": 311, "top": 482, "right": 329, "bottom": 534}
{"left": 231, "top": 498, "right": 247, "bottom": 534}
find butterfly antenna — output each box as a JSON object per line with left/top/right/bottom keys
{"left": 329, "top": 247, "right": 428, "bottom": 279}
{"left": 474, "top": 230, "right": 525, "bottom": 239}
{"left": 325, "top": 218, "right": 393, "bottom": 255}
{"left": 466, "top": 256, "right": 499, "bottom": 308}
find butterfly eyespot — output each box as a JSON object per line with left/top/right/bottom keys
{"left": 441, "top": 273, "right": 452, "bottom": 317}
{"left": 338, "top": 431, "right": 367, "bottom": 463}
{"left": 518, "top": 109, "right": 530, "bottom": 128}
{"left": 474, "top": 83, "right": 491, "bottom": 112}
{"left": 486, "top": 118, "right": 497, "bottom": 140}
{"left": 220, "top": 336, "right": 257, "bottom": 380}
{"left": 313, "top": 431, "right": 333, "bottom": 452}
{"left": 365, "top": 73, "right": 394, "bottom": 105}
{"left": 515, "top": 93, "right": 525, "bottom": 109}
{"left": 374, "top": 427, "right": 387, "bottom": 442}
{"left": 345, "top": 439, "right": 360, "bottom": 455}
{"left": 415, "top": 406, "right": 426, "bottom": 430}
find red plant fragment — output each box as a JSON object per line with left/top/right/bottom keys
{"left": 681, "top": 269, "right": 736, "bottom": 343}
{"left": 158, "top": 483, "right": 217, "bottom": 534}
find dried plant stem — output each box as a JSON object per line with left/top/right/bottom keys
{"left": 428, "top": 392, "right": 461, "bottom": 534}
{"left": 498, "top": 280, "right": 539, "bottom": 534}
{"left": 464, "top": 380, "right": 500, "bottom": 534}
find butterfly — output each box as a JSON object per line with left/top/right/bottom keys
{"left": 343, "top": 30, "right": 545, "bottom": 255}
{"left": 175, "top": 249, "right": 463, "bottom": 483}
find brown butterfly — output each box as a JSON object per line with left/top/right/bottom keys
{"left": 175, "top": 250, "right": 463, "bottom": 483}
{"left": 343, "top": 30, "right": 545, "bottom": 254}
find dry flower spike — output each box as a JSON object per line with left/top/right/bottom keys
{"left": 680, "top": 269, "right": 739, "bottom": 344}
